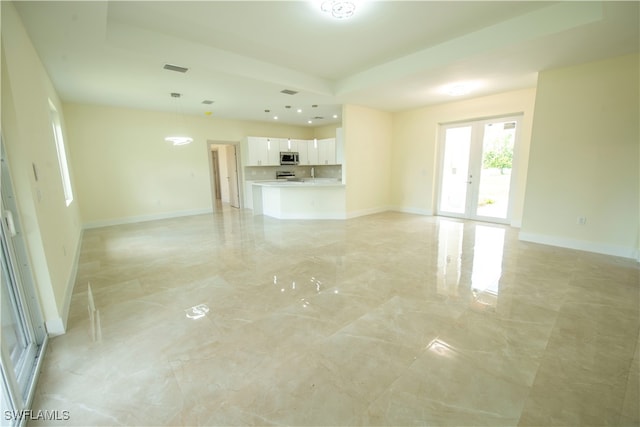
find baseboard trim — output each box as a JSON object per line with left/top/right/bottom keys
{"left": 83, "top": 208, "right": 214, "bottom": 229}
{"left": 345, "top": 206, "right": 391, "bottom": 219}
{"left": 58, "top": 228, "right": 84, "bottom": 334}
{"left": 519, "top": 231, "right": 637, "bottom": 260}
{"left": 392, "top": 206, "right": 433, "bottom": 216}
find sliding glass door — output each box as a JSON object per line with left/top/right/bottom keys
{"left": 437, "top": 116, "right": 521, "bottom": 223}
{"left": 1, "top": 139, "right": 47, "bottom": 426}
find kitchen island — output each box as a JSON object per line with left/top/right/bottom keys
{"left": 252, "top": 179, "right": 345, "bottom": 220}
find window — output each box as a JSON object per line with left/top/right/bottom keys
{"left": 48, "top": 100, "right": 73, "bottom": 206}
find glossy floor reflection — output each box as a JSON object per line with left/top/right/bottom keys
{"left": 30, "top": 208, "right": 639, "bottom": 426}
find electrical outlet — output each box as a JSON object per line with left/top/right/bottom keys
{"left": 577, "top": 216, "right": 587, "bottom": 225}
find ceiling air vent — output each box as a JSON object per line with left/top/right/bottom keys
{"left": 313, "top": 116, "right": 324, "bottom": 120}
{"left": 163, "top": 63, "right": 189, "bottom": 73}
{"left": 280, "top": 89, "right": 298, "bottom": 95}
{"left": 202, "top": 100, "right": 214, "bottom": 105}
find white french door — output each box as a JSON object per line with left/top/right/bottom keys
{"left": 437, "top": 116, "right": 521, "bottom": 224}
{"left": 1, "top": 139, "right": 47, "bottom": 426}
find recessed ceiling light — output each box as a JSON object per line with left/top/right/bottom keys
{"left": 308, "top": 120, "right": 313, "bottom": 124}
{"left": 333, "top": 114, "right": 338, "bottom": 119}
{"left": 273, "top": 116, "right": 278, "bottom": 120}
{"left": 297, "top": 109, "right": 303, "bottom": 113}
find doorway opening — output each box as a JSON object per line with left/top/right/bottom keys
{"left": 207, "top": 142, "right": 241, "bottom": 210}
{"left": 436, "top": 115, "right": 521, "bottom": 224}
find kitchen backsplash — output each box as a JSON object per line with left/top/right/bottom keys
{"left": 245, "top": 165, "right": 342, "bottom": 181}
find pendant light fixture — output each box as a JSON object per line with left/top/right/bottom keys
{"left": 321, "top": 0, "right": 358, "bottom": 19}
{"left": 165, "top": 92, "right": 193, "bottom": 146}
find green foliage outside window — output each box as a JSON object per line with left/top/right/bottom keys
{"left": 482, "top": 133, "right": 513, "bottom": 174}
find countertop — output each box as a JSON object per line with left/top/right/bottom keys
{"left": 252, "top": 179, "right": 345, "bottom": 188}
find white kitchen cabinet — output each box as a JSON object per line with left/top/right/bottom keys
{"left": 244, "top": 181, "right": 254, "bottom": 209}
{"left": 247, "top": 137, "right": 266, "bottom": 166}
{"left": 318, "top": 138, "right": 336, "bottom": 165}
{"left": 298, "top": 139, "right": 320, "bottom": 165}
{"left": 279, "top": 138, "right": 298, "bottom": 152}
{"left": 306, "top": 139, "right": 319, "bottom": 165}
{"left": 298, "top": 140, "right": 309, "bottom": 165}
{"left": 266, "top": 138, "right": 280, "bottom": 165}
{"left": 247, "top": 137, "right": 279, "bottom": 166}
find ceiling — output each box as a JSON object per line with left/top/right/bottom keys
{"left": 12, "top": 1, "right": 640, "bottom": 127}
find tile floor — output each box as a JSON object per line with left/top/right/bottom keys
{"left": 30, "top": 207, "right": 639, "bottom": 426}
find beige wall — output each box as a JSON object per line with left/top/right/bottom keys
{"left": 2, "top": 2, "right": 83, "bottom": 334}
{"left": 520, "top": 54, "right": 639, "bottom": 259}
{"left": 64, "top": 103, "right": 314, "bottom": 227}
{"left": 390, "top": 88, "right": 537, "bottom": 224}
{"left": 313, "top": 123, "right": 341, "bottom": 139}
{"left": 343, "top": 104, "right": 393, "bottom": 216}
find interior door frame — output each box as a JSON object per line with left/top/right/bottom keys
{"left": 1, "top": 137, "right": 48, "bottom": 423}
{"left": 436, "top": 114, "right": 522, "bottom": 224}
{"left": 207, "top": 141, "right": 242, "bottom": 209}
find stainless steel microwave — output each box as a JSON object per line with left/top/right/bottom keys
{"left": 280, "top": 152, "right": 299, "bottom": 165}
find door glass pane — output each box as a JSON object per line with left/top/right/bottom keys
{"left": 1, "top": 242, "right": 30, "bottom": 381}
{"left": 440, "top": 126, "right": 472, "bottom": 214}
{"left": 476, "top": 121, "right": 516, "bottom": 219}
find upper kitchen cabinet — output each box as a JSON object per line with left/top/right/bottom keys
{"left": 302, "top": 139, "right": 319, "bottom": 165}
{"left": 318, "top": 138, "right": 337, "bottom": 165}
{"left": 247, "top": 137, "right": 280, "bottom": 166}
{"left": 245, "top": 134, "right": 340, "bottom": 166}
{"left": 279, "top": 138, "right": 299, "bottom": 152}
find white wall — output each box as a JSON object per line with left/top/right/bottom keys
{"left": 520, "top": 54, "right": 639, "bottom": 259}
{"left": 343, "top": 104, "right": 393, "bottom": 217}
{"left": 1, "top": 2, "right": 83, "bottom": 334}
{"left": 390, "top": 88, "right": 537, "bottom": 223}
{"left": 63, "top": 103, "right": 314, "bottom": 227}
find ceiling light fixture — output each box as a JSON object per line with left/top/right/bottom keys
{"left": 446, "top": 84, "right": 471, "bottom": 96}
{"left": 441, "top": 81, "right": 482, "bottom": 97}
{"left": 321, "top": 0, "right": 357, "bottom": 19}
{"left": 165, "top": 136, "right": 193, "bottom": 146}
{"left": 165, "top": 92, "right": 193, "bottom": 146}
